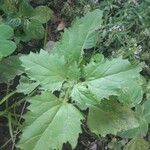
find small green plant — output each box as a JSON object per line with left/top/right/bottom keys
{"left": 0, "top": 23, "right": 24, "bottom": 83}
{"left": 16, "top": 9, "right": 149, "bottom": 149}
{"left": 0, "top": 24, "right": 16, "bottom": 60}
{"left": 0, "top": 0, "right": 53, "bottom": 41}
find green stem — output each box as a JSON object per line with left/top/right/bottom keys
{"left": 5, "top": 83, "right": 10, "bottom": 108}
{"left": 64, "top": 87, "right": 71, "bottom": 102}
{"left": 0, "top": 138, "right": 12, "bottom": 149}
{"left": 44, "top": 22, "right": 48, "bottom": 48}
{"left": 0, "top": 91, "right": 16, "bottom": 106}
{"left": 63, "top": 82, "right": 76, "bottom": 102}
{"left": 8, "top": 113, "right": 15, "bottom": 144}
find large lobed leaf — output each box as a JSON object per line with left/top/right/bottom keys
{"left": 87, "top": 99, "right": 139, "bottom": 136}
{"left": 18, "top": 92, "right": 83, "bottom": 150}
{"left": 20, "top": 50, "right": 82, "bottom": 92}
{"left": 53, "top": 9, "right": 103, "bottom": 63}
{"left": 20, "top": 50, "right": 67, "bottom": 92}
{"left": 71, "top": 57, "right": 143, "bottom": 107}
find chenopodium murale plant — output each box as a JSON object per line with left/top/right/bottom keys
{"left": 17, "top": 9, "right": 145, "bottom": 150}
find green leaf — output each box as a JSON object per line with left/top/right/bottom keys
{"left": 24, "top": 20, "right": 44, "bottom": 39}
{"left": 0, "top": 0, "right": 17, "bottom": 15}
{"left": 18, "top": 92, "right": 83, "bottom": 150}
{"left": 67, "top": 62, "right": 81, "bottom": 81}
{"left": 117, "top": 80, "right": 143, "bottom": 107}
{"left": 146, "top": 80, "right": 150, "bottom": 100}
{"left": 0, "top": 24, "right": 16, "bottom": 59}
{"left": 118, "top": 120, "right": 148, "bottom": 139}
{"left": 20, "top": 49, "right": 82, "bottom": 91}
{"left": 31, "top": 6, "right": 53, "bottom": 23}
{"left": 0, "top": 55, "right": 24, "bottom": 83}
{"left": 71, "top": 83, "right": 99, "bottom": 108}
{"left": 53, "top": 9, "right": 103, "bottom": 63}
{"left": 84, "top": 57, "right": 141, "bottom": 81}
{"left": 71, "top": 57, "right": 143, "bottom": 107}
{"left": 143, "top": 99, "right": 150, "bottom": 122}
{"left": 119, "top": 100, "right": 150, "bottom": 138}
{"left": 0, "top": 39, "right": 16, "bottom": 59}
{"left": 20, "top": 50, "right": 67, "bottom": 92}
{"left": 123, "top": 138, "right": 149, "bottom": 150}
{"left": 17, "top": 76, "right": 39, "bottom": 95}
{"left": 0, "top": 24, "right": 14, "bottom": 39}
{"left": 91, "top": 53, "right": 104, "bottom": 63}
{"left": 87, "top": 99, "right": 139, "bottom": 136}
{"left": 8, "top": 17, "right": 22, "bottom": 28}
{"left": 18, "top": 0, "right": 34, "bottom": 17}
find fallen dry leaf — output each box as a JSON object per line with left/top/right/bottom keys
{"left": 57, "top": 20, "right": 66, "bottom": 31}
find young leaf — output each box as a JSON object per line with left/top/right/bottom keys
{"left": 20, "top": 50, "right": 67, "bottom": 92}
{"left": 87, "top": 99, "right": 139, "bottom": 136}
{"left": 0, "top": 55, "right": 24, "bottom": 83}
{"left": 71, "top": 57, "right": 143, "bottom": 107}
{"left": 53, "top": 9, "right": 103, "bottom": 63}
{"left": 18, "top": 92, "right": 83, "bottom": 150}
{"left": 71, "top": 83, "right": 99, "bottom": 108}
{"left": 30, "top": 6, "right": 53, "bottom": 23}
{"left": 67, "top": 62, "right": 81, "bottom": 81}
{"left": 123, "top": 138, "right": 149, "bottom": 150}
